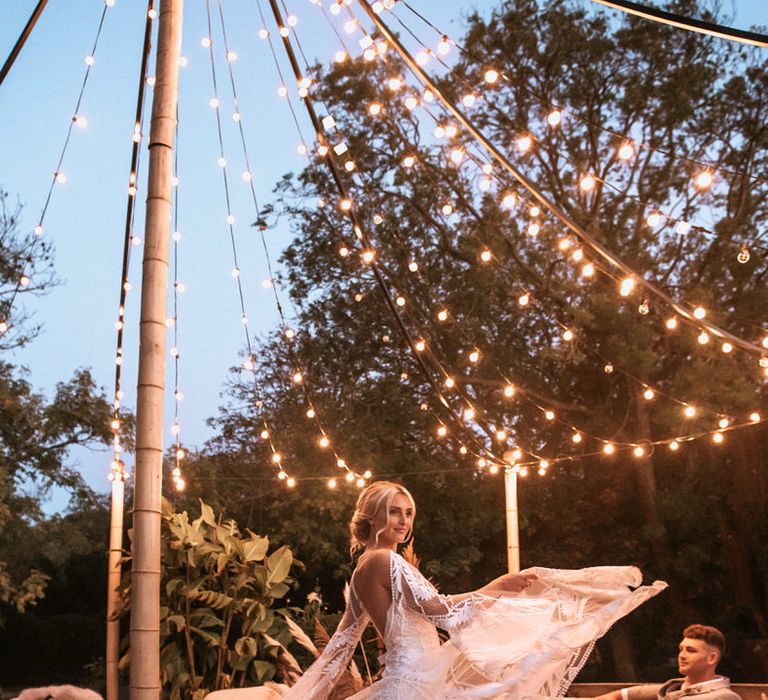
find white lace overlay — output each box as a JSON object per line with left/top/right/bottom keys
{"left": 282, "top": 552, "right": 666, "bottom": 699}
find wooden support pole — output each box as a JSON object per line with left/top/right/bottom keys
{"left": 106, "top": 473, "right": 124, "bottom": 700}
{"left": 504, "top": 468, "right": 520, "bottom": 574}
{"left": 129, "top": 2, "right": 183, "bottom": 698}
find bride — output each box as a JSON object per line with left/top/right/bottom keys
{"left": 217, "top": 480, "right": 666, "bottom": 699}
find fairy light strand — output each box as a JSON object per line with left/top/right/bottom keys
{"left": 110, "top": 0, "right": 155, "bottom": 485}
{"left": 1, "top": 2, "right": 112, "bottom": 337}
{"left": 216, "top": 0, "right": 370, "bottom": 485}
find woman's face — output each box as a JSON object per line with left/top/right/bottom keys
{"left": 370, "top": 492, "right": 414, "bottom": 549}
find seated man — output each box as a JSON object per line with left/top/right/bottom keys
{"left": 594, "top": 624, "right": 740, "bottom": 699}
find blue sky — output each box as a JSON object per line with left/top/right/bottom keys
{"left": 1, "top": 0, "right": 765, "bottom": 510}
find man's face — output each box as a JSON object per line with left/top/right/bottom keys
{"left": 678, "top": 636, "right": 718, "bottom": 678}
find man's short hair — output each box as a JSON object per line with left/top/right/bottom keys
{"left": 683, "top": 624, "right": 726, "bottom": 656}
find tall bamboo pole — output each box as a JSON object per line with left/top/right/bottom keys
{"left": 129, "top": 2, "right": 183, "bottom": 698}
{"left": 106, "top": 468, "right": 125, "bottom": 700}
{"left": 504, "top": 469, "right": 520, "bottom": 574}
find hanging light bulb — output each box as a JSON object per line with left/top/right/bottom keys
{"left": 547, "top": 109, "right": 561, "bottom": 127}
{"left": 517, "top": 135, "right": 532, "bottom": 152}
{"left": 484, "top": 69, "right": 499, "bottom": 84}
{"left": 695, "top": 170, "right": 713, "bottom": 189}
{"left": 737, "top": 245, "right": 750, "bottom": 264}
{"left": 666, "top": 317, "right": 678, "bottom": 330}
{"left": 669, "top": 440, "right": 680, "bottom": 451}
{"left": 618, "top": 142, "right": 634, "bottom": 160}
{"left": 619, "top": 277, "right": 635, "bottom": 297}
{"left": 643, "top": 388, "right": 655, "bottom": 400}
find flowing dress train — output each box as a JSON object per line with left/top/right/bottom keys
{"left": 280, "top": 551, "right": 666, "bottom": 699}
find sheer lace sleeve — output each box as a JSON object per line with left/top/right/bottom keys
{"left": 280, "top": 587, "right": 369, "bottom": 700}
{"left": 390, "top": 551, "right": 476, "bottom": 631}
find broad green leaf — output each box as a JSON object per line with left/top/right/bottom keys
{"left": 199, "top": 499, "right": 216, "bottom": 526}
{"left": 252, "top": 660, "right": 276, "bottom": 682}
{"left": 269, "top": 582, "right": 290, "bottom": 599}
{"left": 190, "top": 626, "right": 220, "bottom": 646}
{"left": 266, "top": 546, "right": 293, "bottom": 585}
{"left": 242, "top": 536, "right": 269, "bottom": 562}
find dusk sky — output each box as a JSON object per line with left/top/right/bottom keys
{"left": 1, "top": 0, "right": 765, "bottom": 510}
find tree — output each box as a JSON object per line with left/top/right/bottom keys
{"left": 186, "top": 0, "right": 766, "bottom": 679}
{"left": 0, "top": 187, "right": 126, "bottom": 656}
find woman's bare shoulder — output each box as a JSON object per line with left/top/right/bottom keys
{"left": 354, "top": 549, "right": 393, "bottom": 583}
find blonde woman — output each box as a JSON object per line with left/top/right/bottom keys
{"left": 276, "top": 481, "right": 667, "bottom": 699}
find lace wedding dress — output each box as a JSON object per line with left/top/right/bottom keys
{"left": 281, "top": 551, "right": 666, "bottom": 699}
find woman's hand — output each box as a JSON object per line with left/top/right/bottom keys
{"left": 481, "top": 572, "right": 538, "bottom": 594}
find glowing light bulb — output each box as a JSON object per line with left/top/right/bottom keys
{"left": 55, "top": 172, "right": 67, "bottom": 184}
{"left": 405, "top": 96, "right": 419, "bottom": 110}
{"left": 344, "top": 19, "right": 357, "bottom": 33}
{"left": 603, "top": 443, "right": 615, "bottom": 455}
{"left": 226, "top": 51, "right": 238, "bottom": 62}
{"left": 279, "top": 27, "right": 289, "bottom": 37}
{"left": 693, "top": 306, "right": 706, "bottom": 319}
{"left": 396, "top": 295, "right": 406, "bottom": 307}
{"left": 217, "top": 157, "right": 227, "bottom": 168}
{"left": 362, "top": 250, "right": 375, "bottom": 264}
{"left": 669, "top": 440, "right": 680, "bottom": 451}
{"left": 437, "top": 309, "right": 448, "bottom": 321}
{"left": 501, "top": 193, "right": 517, "bottom": 209}
{"left": 485, "top": 69, "right": 499, "bottom": 83}
{"left": 201, "top": 37, "right": 212, "bottom": 47}
{"left": 306, "top": 408, "right": 316, "bottom": 418}
{"left": 368, "top": 102, "right": 382, "bottom": 116}
{"left": 562, "top": 329, "right": 573, "bottom": 341}
{"left": 545, "top": 410, "right": 555, "bottom": 421}
{"left": 633, "top": 446, "right": 645, "bottom": 458}
{"left": 335, "top": 50, "right": 348, "bottom": 63}
{"left": 437, "top": 425, "right": 448, "bottom": 437}
{"left": 558, "top": 238, "right": 572, "bottom": 251}
{"left": 721, "top": 342, "right": 733, "bottom": 353}
{"left": 459, "top": 445, "right": 468, "bottom": 455}
{"left": 344, "top": 160, "right": 355, "bottom": 171}
{"left": 346, "top": 472, "right": 355, "bottom": 483}
{"left": 750, "top": 412, "right": 761, "bottom": 422}
{"left": 276, "top": 86, "right": 287, "bottom": 98}
{"left": 684, "top": 405, "right": 696, "bottom": 418}
{"left": 496, "top": 430, "right": 507, "bottom": 441}
{"left": 388, "top": 77, "right": 401, "bottom": 91}
{"left": 675, "top": 221, "right": 691, "bottom": 236}
{"left": 469, "top": 350, "right": 480, "bottom": 363}
{"left": 258, "top": 28, "right": 269, "bottom": 39}
{"left": 517, "top": 135, "right": 532, "bottom": 152}
{"left": 489, "top": 464, "right": 500, "bottom": 475}
{"left": 442, "top": 203, "right": 454, "bottom": 215}
{"left": 84, "top": 55, "right": 95, "bottom": 66}
{"left": 638, "top": 300, "right": 650, "bottom": 315}
{"left": 437, "top": 36, "right": 450, "bottom": 55}
{"left": 480, "top": 249, "right": 492, "bottom": 262}
{"left": 272, "top": 453, "right": 282, "bottom": 464}
{"left": 547, "top": 110, "right": 561, "bottom": 126}
{"left": 462, "top": 94, "right": 476, "bottom": 108}
{"left": 579, "top": 175, "right": 595, "bottom": 191}
{"left": 318, "top": 436, "right": 330, "bottom": 448}
{"left": 402, "top": 155, "right": 416, "bottom": 168}
{"left": 646, "top": 211, "right": 661, "bottom": 227}
{"left": 666, "top": 317, "right": 678, "bottom": 330}
{"left": 74, "top": 115, "right": 88, "bottom": 128}
{"left": 697, "top": 331, "right": 710, "bottom": 345}
{"left": 444, "top": 377, "right": 455, "bottom": 388}
{"left": 618, "top": 142, "right": 634, "bottom": 160}
{"left": 718, "top": 418, "right": 729, "bottom": 429}
{"left": 737, "top": 246, "right": 750, "bottom": 264}
{"left": 327, "top": 479, "right": 337, "bottom": 489}
{"left": 712, "top": 432, "right": 724, "bottom": 444}
{"left": 695, "top": 171, "right": 713, "bottom": 189}
{"left": 529, "top": 206, "right": 540, "bottom": 217}
{"left": 292, "top": 371, "right": 303, "bottom": 384}
{"left": 527, "top": 222, "right": 540, "bottom": 237}
{"left": 444, "top": 125, "right": 458, "bottom": 138}
{"left": 340, "top": 198, "right": 352, "bottom": 211}
{"left": 415, "top": 340, "right": 426, "bottom": 352}
{"left": 450, "top": 149, "right": 464, "bottom": 165}
{"left": 643, "top": 388, "right": 655, "bottom": 400}
{"left": 464, "top": 408, "right": 475, "bottom": 421}
{"left": 572, "top": 432, "right": 582, "bottom": 444}
{"left": 619, "top": 277, "right": 635, "bottom": 297}
{"left": 581, "top": 263, "right": 595, "bottom": 277}
{"left": 518, "top": 293, "right": 529, "bottom": 306}
{"left": 504, "top": 385, "right": 515, "bottom": 398}
{"left": 287, "top": 477, "right": 296, "bottom": 488}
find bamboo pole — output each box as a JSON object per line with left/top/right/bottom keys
{"left": 106, "top": 471, "right": 125, "bottom": 700}
{"left": 129, "top": 2, "right": 183, "bottom": 698}
{"left": 504, "top": 468, "right": 520, "bottom": 574}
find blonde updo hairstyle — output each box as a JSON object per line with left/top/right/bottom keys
{"left": 349, "top": 481, "right": 415, "bottom": 557}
